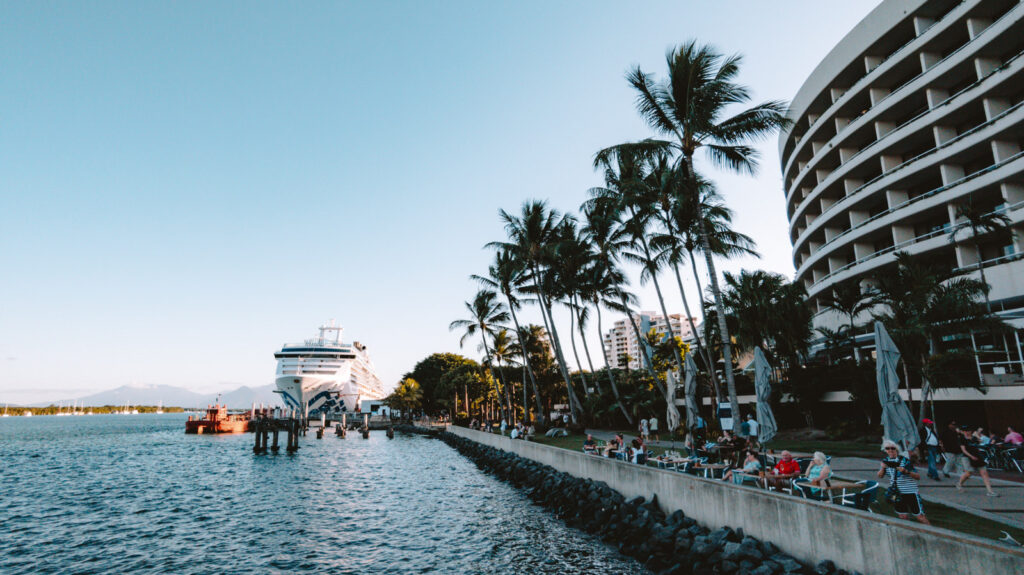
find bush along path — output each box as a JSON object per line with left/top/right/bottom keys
{"left": 437, "top": 431, "right": 856, "bottom": 575}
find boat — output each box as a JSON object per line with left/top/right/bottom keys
{"left": 274, "top": 321, "right": 386, "bottom": 416}
{"left": 2, "top": 404, "right": 9, "bottom": 417}
{"left": 185, "top": 404, "right": 251, "bottom": 434}
{"left": 55, "top": 403, "right": 72, "bottom": 416}
{"left": 23, "top": 410, "right": 32, "bottom": 417}
{"left": 155, "top": 401, "right": 163, "bottom": 415}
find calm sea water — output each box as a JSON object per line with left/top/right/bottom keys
{"left": 0, "top": 415, "right": 646, "bottom": 574}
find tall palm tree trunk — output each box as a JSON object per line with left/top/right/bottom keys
{"left": 543, "top": 299, "right": 583, "bottom": 420}
{"left": 531, "top": 268, "right": 582, "bottom": 422}
{"left": 597, "top": 303, "right": 633, "bottom": 424}
{"left": 572, "top": 295, "right": 602, "bottom": 394}
{"left": 697, "top": 220, "right": 740, "bottom": 434}
{"left": 670, "top": 262, "right": 722, "bottom": 400}
{"left": 639, "top": 240, "right": 683, "bottom": 432}
{"left": 479, "top": 335, "right": 508, "bottom": 423}
{"left": 506, "top": 297, "right": 545, "bottom": 424}
{"left": 567, "top": 301, "right": 591, "bottom": 397}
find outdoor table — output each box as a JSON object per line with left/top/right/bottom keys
{"left": 824, "top": 480, "right": 866, "bottom": 503}
{"left": 655, "top": 458, "right": 690, "bottom": 470}
{"left": 764, "top": 472, "right": 801, "bottom": 491}
{"left": 695, "top": 463, "right": 729, "bottom": 479}
{"left": 733, "top": 472, "right": 766, "bottom": 488}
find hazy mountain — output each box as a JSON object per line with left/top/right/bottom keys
{"left": 217, "top": 385, "right": 280, "bottom": 408}
{"left": 38, "top": 383, "right": 282, "bottom": 409}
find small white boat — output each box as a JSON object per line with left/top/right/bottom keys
{"left": 23, "top": 410, "right": 32, "bottom": 417}
{"left": 155, "top": 401, "right": 163, "bottom": 415}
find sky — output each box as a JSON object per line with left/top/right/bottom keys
{"left": 0, "top": 1, "right": 882, "bottom": 404}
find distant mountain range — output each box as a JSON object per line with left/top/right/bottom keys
{"left": 33, "top": 383, "right": 283, "bottom": 409}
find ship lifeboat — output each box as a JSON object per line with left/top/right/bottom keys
{"left": 185, "top": 404, "right": 252, "bottom": 434}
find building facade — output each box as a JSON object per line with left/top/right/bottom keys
{"left": 779, "top": 0, "right": 1024, "bottom": 423}
{"left": 602, "top": 312, "right": 699, "bottom": 370}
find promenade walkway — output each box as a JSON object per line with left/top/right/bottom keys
{"left": 584, "top": 428, "right": 1024, "bottom": 530}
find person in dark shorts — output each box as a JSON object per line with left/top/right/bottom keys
{"left": 878, "top": 440, "right": 930, "bottom": 525}
{"left": 957, "top": 427, "right": 999, "bottom": 497}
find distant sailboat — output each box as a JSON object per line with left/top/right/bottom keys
{"left": 23, "top": 410, "right": 32, "bottom": 417}
{"left": 156, "top": 401, "right": 163, "bottom": 415}
{"left": 2, "top": 404, "right": 9, "bottom": 417}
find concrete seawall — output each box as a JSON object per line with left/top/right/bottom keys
{"left": 449, "top": 426, "right": 1024, "bottom": 575}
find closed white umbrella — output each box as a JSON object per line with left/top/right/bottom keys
{"left": 874, "top": 321, "right": 920, "bottom": 451}
{"left": 754, "top": 347, "right": 777, "bottom": 444}
{"left": 684, "top": 352, "right": 700, "bottom": 430}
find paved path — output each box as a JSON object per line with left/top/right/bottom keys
{"left": 585, "top": 429, "right": 1024, "bottom": 529}
{"left": 830, "top": 456, "right": 1024, "bottom": 529}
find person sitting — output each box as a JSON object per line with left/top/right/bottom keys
{"left": 804, "top": 451, "right": 833, "bottom": 495}
{"left": 602, "top": 436, "right": 622, "bottom": 458}
{"left": 1005, "top": 426, "right": 1024, "bottom": 446}
{"left": 723, "top": 449, "right": 762, "bottom": 483}
{"left": 582, "top": 434, "right": 597, "bottom": 453}
{"left": 510, "top": 425, "right": 521, "bottom": 440}
{"left": 629, "top": 438, "right": 644, "bottom": 464}
{"left": 976, "top": 428, "right": 991, "bottom": 446}
{"left": 772, "top": 450, "right": 801, "bottom": 476}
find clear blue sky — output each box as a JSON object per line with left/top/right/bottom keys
{"left": 0, "top": 1, "right": 880, "bottom": 403}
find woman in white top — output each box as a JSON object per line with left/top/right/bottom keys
{"left": 639, "top": 418, "right": 649, "bottom": 441}
{"left": 649, "top": 416, "right": 659, "bottom": 441}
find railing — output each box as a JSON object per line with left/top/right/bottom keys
{"left": 789, "top": 44, "right": 1024, "bottom": 237}
{"left": 782, "top": 0, "right": 969, "bottom": 179}
{"left": 797, "top": 151, "right": 1024, "bottom": 277}
{"left": 806, "top": 201, "right": 1024, "bottom": 293}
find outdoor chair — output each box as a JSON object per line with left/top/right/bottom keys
{"left": 796, "top": 457, "right": 813, "bottom": 474}
{"left": 791, "top": 479, "right": 828, "bottom": 501}
{"left": 835, "top": 480, "right": 878, "bottom": 511}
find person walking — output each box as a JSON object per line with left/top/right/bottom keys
{"left": 957, "top": 427, "right": 999, "bottom": 497}
{"left": 920, "top": 419, "right": 941, "bottom": 481}
{"left": 939, "top": 420, "right": 962, "bottom": 479}
{"left": 500, "top": 418, "right": 508, "bottom": 435}
{"left": 639, "top": 417, "right": 649, "bottom": 442}
{"left": 746, "top": 414, "right": 759, "bottom": 447}
{"left": 878, "top": 440, "right": 930, "bottom": 525}
{"left": 649, "top": 416, "right": 659, "bottom": 442}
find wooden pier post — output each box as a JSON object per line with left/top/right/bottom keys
{"left": 271, "top": 428, "right": 279, "bottom": 452}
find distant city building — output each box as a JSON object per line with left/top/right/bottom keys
{"left": 779, "top": 0, "right": 1024, "bottom": 423}
{"left": 602, "top": 312, "right": 700, "bottom": 370}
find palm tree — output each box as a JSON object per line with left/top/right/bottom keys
{"left": 873, "top": 252, "right": 1006, "bottom": 421}
{"left": 384, "top": 377, "right": 422, "bottom": 422}
{"left": 624, "top": 40, "right": 790, "bottom": 432}
{"left": 490, "top": 201, "right": 583, "bottom": 423}
{"left": 589, "top": 150, "right": 683, "bottom": 430}
{"left": 487, "top": 329, "right": 517, "bottom": 421}
{"left": 719, "top": 269, "right": 811, "bottom": 371}
{"left": 821, "top": 282, "right": 878, "bottom": 363}
{"left": 948, "top": 200, "right": 1014, "bottom": 312}
{"left": 472, "top": 249, "right": 545, "bottom": 423}
{"left": 448, "top": 290, "right": 512, "bottom": 421}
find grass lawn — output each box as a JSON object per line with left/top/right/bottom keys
{"left": 529, "top": 431, "right": 1023, "bottom": 544}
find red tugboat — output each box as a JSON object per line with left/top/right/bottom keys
{"left": 185, "top": 404, "right": 252, "bottom": 434}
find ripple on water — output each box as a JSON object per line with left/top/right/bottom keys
{"left": 0, "top": 415, "right": 648, "bottom": 574}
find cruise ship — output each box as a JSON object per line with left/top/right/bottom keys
{"left": 274, "top": 322, "right": 386, "bottom": 416}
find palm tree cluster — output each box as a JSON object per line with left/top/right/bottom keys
{"left": 450, "top": 40, "right": 791, "bottom": 434}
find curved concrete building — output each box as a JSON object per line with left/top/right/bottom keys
{"left": 780, "top": 0, "right": 1024, "bottom": 383}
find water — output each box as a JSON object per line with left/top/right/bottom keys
{"left": 0, "top": 415, "right": 647, "bottom": 574}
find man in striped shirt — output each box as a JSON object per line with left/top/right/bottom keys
{"left": 877, "top": 440, "right": 930, "bottom": 525}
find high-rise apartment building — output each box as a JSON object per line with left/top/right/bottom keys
{"left": 779, "top": 0, "right": 1024, "bottom": 417}
{"left": 602, "top": 312, "right": 699, "bottom": 370}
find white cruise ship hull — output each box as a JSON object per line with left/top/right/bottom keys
{"left": 275, "top": 375, "right": 360, "bottom": 414}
